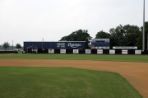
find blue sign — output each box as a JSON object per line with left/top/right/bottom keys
{"left": 24, "top": 41, "right": 87, "bottom": 50}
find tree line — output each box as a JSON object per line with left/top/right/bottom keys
{"left": 60, "top": 22, "right": 148, "bottom": 49}
{"left": 0, "top": 42, "right": 22, "bottom": 50}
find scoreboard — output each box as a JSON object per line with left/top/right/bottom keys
{"left": 89, "top": 39, "right": 110, "bottom": 49}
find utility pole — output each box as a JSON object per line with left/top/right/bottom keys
{"left": 143, "top": 0, "right": 145, "bottom": 51}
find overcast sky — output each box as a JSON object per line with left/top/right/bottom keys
{"left": 0, "top": 0, "right": 147, "bottom": 45}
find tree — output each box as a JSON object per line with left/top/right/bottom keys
{"left": 123, "top": 25, "right": 142, "bottom": 48}
{"left": 3, "top": 42, "right": 10, "bottom": 50}
{"left": 96, "top": 31, "right": 110, "bottom": 39}
{"left": 109, "top": 25, "right": 142, "bottom": 49}
{"left": 60, "top": 29, "right": 92, "bottom": 41}
{"left": 109, "top": 25, "right": 126, "bottom": 47}
{"left": 16, "top": 43, "right": 22, "bottom": 49}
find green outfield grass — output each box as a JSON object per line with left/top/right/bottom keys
{"left": 0, "top": 54, "right": 148, "bottom": 62}
{"left": 0, "top": 67, "right": 142, "bottom": 98}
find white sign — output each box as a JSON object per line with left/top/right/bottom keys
{"left": 122, "top": 50, "right": 128, "bottom": 54}
{"left": 73, "top": 49, "right": 79, "bottom": 54}
{"left": 97, "top": 49, "right": 103, "bottom": 54}
{"left": 48, "top": 49, "right": 54, "bottom": 54}
{"left": 109, "top": 50, "right": 115, "bottom": 54}
{"left": 85, "top": 49, "right": 91, "bottom": 54}
{"left": 60, "top": 49, "right": 66, "bottom": 54}
{"left": 135, "top": 50, "right": 142, "bottom": 55}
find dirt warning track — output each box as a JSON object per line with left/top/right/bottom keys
{"left": 0, "top": 59, "right": 148, "bottom": 98}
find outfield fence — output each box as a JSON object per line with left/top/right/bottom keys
{"left": 24, "top": 49, "right": 148, "bottom": 55}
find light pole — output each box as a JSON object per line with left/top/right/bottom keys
{"left": 143, "top": 0, "right": 145, "bottom": 51}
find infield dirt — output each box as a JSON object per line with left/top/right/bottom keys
{"left": 0, "top": 59, "right": 148, "bottom": 98}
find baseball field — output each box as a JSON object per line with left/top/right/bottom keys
{"left": 0, "top": 54, "right": 148, "bottom": 98}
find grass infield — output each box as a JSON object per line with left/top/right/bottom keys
{"left": 0, "top": 54, "right": 148, "bottom": 62}
{"left": 0, "top": 67, "right": 142, "bottom": 98}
